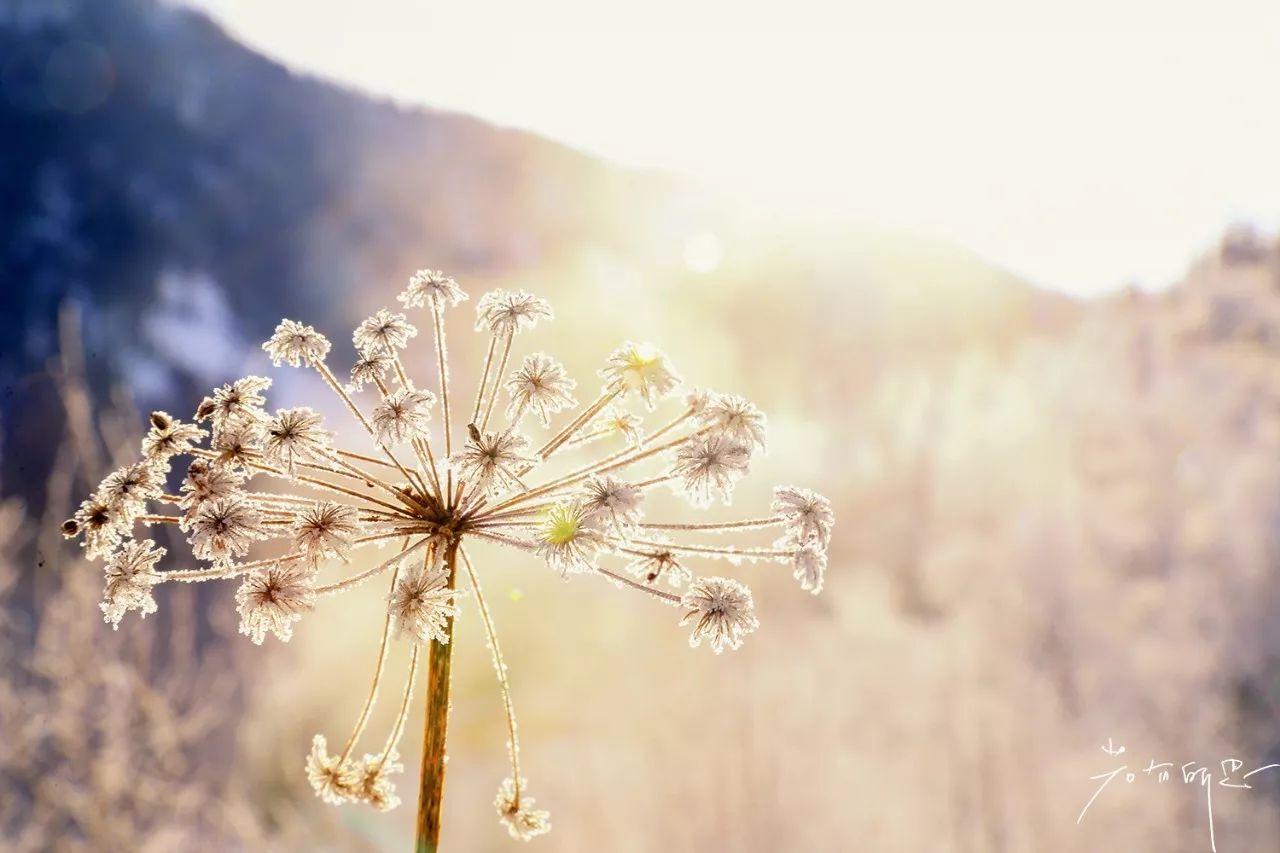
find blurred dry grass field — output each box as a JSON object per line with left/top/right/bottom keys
{"left": 6, "top": 231, "right": 1280, "bottom": 850}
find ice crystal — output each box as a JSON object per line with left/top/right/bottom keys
{"left": 100, "top": 539, "right": 165, "bottom": 628}
{"left": 505, "top": 352, "right": 577, "bottom": 426}
{"left": 389, "top": 566, "right": 460, "bottom": 645}
{"left": 494, "top": 777, "right": 551, "bottom": 842}
{"left": 372, "top": 388, "right": 435, "bottom": 445}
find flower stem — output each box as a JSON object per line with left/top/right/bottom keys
{"left": 415, "top": 539, "right": 459, "bottom": 853}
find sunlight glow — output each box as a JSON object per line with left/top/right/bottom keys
{"left": 187, "top": 0, "right": 1280, "bottom": 296}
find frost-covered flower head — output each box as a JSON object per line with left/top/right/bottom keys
{"left": 62, "top": 266, "right": 833, "bottom": 846}
{"left": 450, "top": 427, "right": 532, "bottom": 495}
{"left": 697, "top": 393, "right": 768, "bottom": 453}
{"left": 600, "top": 342, "right": 681, "bottom": 409}
{"left": 389, "top": 565, "right": 461, "bottom": 645}
{"left": 505, "top": 353, "right": 577, "bottom": 427}
{"left": 672, "top": 434, "right": 752, "bottom": 507}
{"left": 534, "top": 502, "right": 608, "bottom": 575}
{"left": 100, "top": 539, "right": 165, "bottom": 628}
{"left": 401, "top": 268, "right": 468, "bottom": 308}
{"left": 372, "top": 389, "right": 435, "bottom": 445}
{"left": 349, "top": 349, "right": 394, "bottom": 391}
{"left": 475, "top": 290, "right": 553, "bottom": 335}
{"left": 772, "top": 486, "right": 835, "bottom": 548}
{"left": 263, "top": 407, "right": 335, "bottom": 474}
{"left": 263, "top": 319, "right": 331, "bottom": 367}
{"left": 235, "top": 561, "right": 317, "bottom": 644}
{"left": 355, "top": 309, "right": 418, "bottom": 355}
{"left": 196, "top": 375, "right": 271, "bottom": 433}
{"left": 580, "top": 476, "right": 644, "bottom": 534}
{"left": 189, "top": 496, "right": 269, "bottom": 564}
{"left": 495, "top": 777, "right": 551, "bottom": 842}
{"left": 141, "top": 411, "right": 206, "bottom": 465}
{"left": 292, "top": 501, "right": 362, "bottom": 563}
{"left": 680, "top": 576, "right": 759, "bottom": 654}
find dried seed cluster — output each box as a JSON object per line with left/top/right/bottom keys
{"left": 63, "top": 269, "right": 834, "bottom": 841}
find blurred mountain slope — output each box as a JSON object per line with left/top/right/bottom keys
{"left": 0, "top": 0, "right": 1070, "bottom": 507}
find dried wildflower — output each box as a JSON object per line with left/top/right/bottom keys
{"left": 211, "top": 419, "right": 264, "bottom": 471}
{"left": 580, "top": 476, "right": 644, "bottom": 534}
{"left": 140, "top": 411, "right": 206, "bottom": 465}
{"left": 772, "top": 485, "right": 835, "bottom": 548}
{"left": 600, "top": 342, "right": 681, "bottom": 409}
{"left": 354, "top": 752, "right": 403, "bottom": 811}
{"left": 451, "top": 428, "right": 533, "bottom": 495}
{"left": 263, "top": 319, "right": 331, "bottom": 367}
{"left": 64, "top": 267, "right": 833, "bottom": 846}
{"left": 372, "top": 389, "right": 435, "bottom": 445}
{"left": 625, "top": 538, "right": 692, "bottom": 587}
{"left": 307, "top": 734, "right": 360, "bottom": 805}
{"left": 179, "top": 459, "right": 243, "bottom": 516}
{"left": 235, "top": 561, "right": 317, "bottom": 643}
{"left": 793, "top": 545, "right": 827, "bottom": 595}
{"left": 100, "top": 539, "right": 165, "bottom": 628}
{"left": 95, "top": 462, "right": 163, "bottom": 512}
{"left": 72, "top": 497, "right": 126, "bottom": 559}
{"left": 672, "top": 434, "right": 752, "bottom": 507}
{"left": 196, "top": 375, "right": 272, "bottom": 431}
{"left": 495, "top": 777, "right": 551, "bottom": 842}
{"left": 355, "top": 309, "right": 418, "bottom": 355}
{"left": 189, "top": 496, "right": 269, "bottom": 564}
{"left": 680, "top": 577, "right": 759, "bottom": 654}
{"left": 534, "top": 502, "right": 608, "bottom": 575}
{"left": 401, "top": 268, "right": 468, "bottom": 308}
{"left": 292, "top": 501, "right": 361, "bottom": 563}
{"left": 262, "top": 407, "right": 335, "bottom": 474}
{"left": 349, "top": 348, "right": 394, "bottom": 391}
{"left": 505, "top": 353, "right": 577, "bottom": 426}
{"left": 697, "top": 393, "right": 768, "bottom": 453}
{"left": 475, "top": 290, "right": 553, "bottom": 335}
{"left": 389, "top": 566, "right": 460, "bottom": 645}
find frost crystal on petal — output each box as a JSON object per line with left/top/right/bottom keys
{"left": 400, "top": 268, "right": 468, "bottom": 308}
{"left": 505, "top": 352, "right": 577, "bottom": 427}
{"left": 450, "top": 428, "right": 533, "bottom": 495}
{"left": 475, "top": 290, "right": 553, "bottom": 335}
{"left": 680, "top": 576, "right": 759, "bottom": 653}
{"left": 235, "top": 561, "right": 316, "bottom": 644}
{"left": 262, "top": 407, "right": 335, "bottom": 474}
{"left": 263, "top": 319, "right": 331, "bottom": 367}
{"left": 590, "top": 404, "right": 644, "bottom": 446}
{"left": 189, "top": 496, "right": 269, "bottom": 564}
{"left": 494, "top": 777, "right": 551, "bottom": 842}
{"left": 307, "top": 734, "right": 360, "bottom": 805}
{"left": 600, "top": 342, "right": 681, "bottom": 409}
{"left": 771, "top": 485, "right": 835, "bottom": 548}
{"left": 371, "top": 389, "right": 435, "bottom": 445}
{"left": 100, "top": 539, "right": 165, "bottom": 628}
{"left": 389, "top": 566, "right": 460, "bottom": 645}
{"left": 672, "top": 434, "right": 751, "bottom": 507}
{"left": 696, "top": 393, "right": 768, "bottom": 453}
{"left": 354, "top": 309, "right": 418, "bottom": 355}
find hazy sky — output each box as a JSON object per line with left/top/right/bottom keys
{"left": 187, "top": 0, "right": 1280, "bottom": 296}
